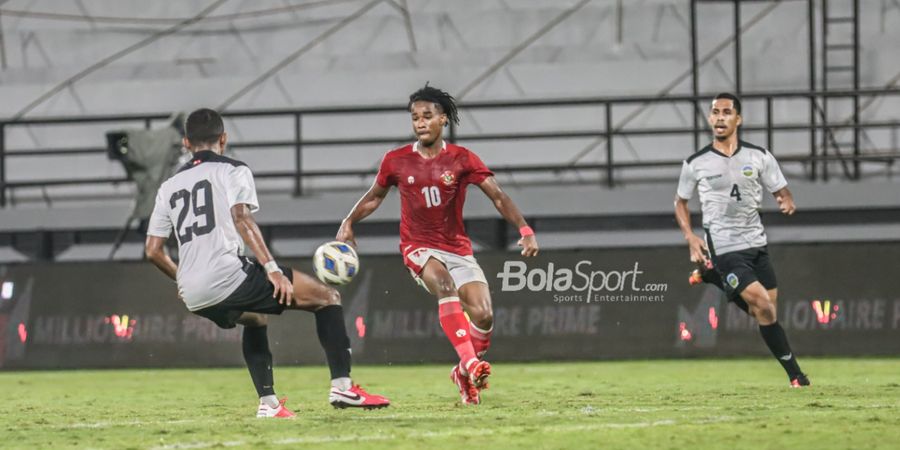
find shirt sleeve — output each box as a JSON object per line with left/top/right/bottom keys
{"left": 676, "top": 161, "right": 698, "bottom": 200}
{"left": 375, "top": 152, "right": 396, "bottom": 188}
{"left": 760, "top": 151, "right": 788, "bottom": 193}
{"left": 225, "top": 165, "right": 259, "bottom": 212}
{"left": 146, "top": 190, "right": 173, "bottom": 238}
{"left": 463, "top": 150, "right": 494, "bottom": 185}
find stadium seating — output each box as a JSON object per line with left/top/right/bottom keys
{"left": 0, "top": 0, "right": 898, "bottom": 261}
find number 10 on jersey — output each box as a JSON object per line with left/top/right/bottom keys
{"left": 421, "top": 186, "right": 442, "bottom": 208}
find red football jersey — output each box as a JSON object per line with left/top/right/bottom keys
{"left": 376, "top": 142, "right": 494, "bottom": 256}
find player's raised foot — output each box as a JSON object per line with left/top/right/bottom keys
{"left": 450, "top": 365, "right": 480, "bottom": 405}
{"left": 689, "top": 260, "right": 721, "bottom": 286}
{"left": 465, "top": 359, "right": 492, "bottom": 390}
{"left": 790, "top": 373, "right": 811, "bottom": 388}
{"left": 330, "top": 384, "right": 391, "bottom": 409}
{"left": 688, "top": 268, "right": 704, "bottom": 286}
{"left": 257, "top": 397, "right": 296, "bottom": 418}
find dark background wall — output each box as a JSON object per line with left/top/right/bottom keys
{"left": 1, "top": 242, "right": 898, "bottom": 369}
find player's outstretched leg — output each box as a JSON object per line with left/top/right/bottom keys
{"left": 459, "top": 281, "right": 494, "bottom": 360}
{"left": 740, "top": 283, "right": 809, "bottom": 387}
{"left": 448, "top": 282, "right": 493, "bottom": 406}
{"left": 286, "top": 269, "right": 390, "bottom": 409}
{"left": 689, "top": 260, "right": 751, "bottom": 313}
{"left": 418, "top": 259, "right": 489, "bottom": 402}
{"left": 236, "top": 313, "right": 295, "bottom": 418}
{"left": 458, "top": 280, "right": 493, "bottom": 403}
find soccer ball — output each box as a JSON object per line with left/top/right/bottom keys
{"left": 313, "top": 241, "right": 359, "bottom": 285}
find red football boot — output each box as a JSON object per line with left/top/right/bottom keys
{"left": 257, "top": 397, "right": 296, "bottom": 418}
{"left": 451, "top": 364, "right": 480, "bottom": 405}
{"left": 465, "top": 359, "right": 492, "bottom": 390}
{"left": 330, "top": 384, "right": 391, "bottom": 409}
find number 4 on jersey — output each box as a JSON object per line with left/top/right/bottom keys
{"left": 730, "top": 184, "right": 742, "bottom": 202}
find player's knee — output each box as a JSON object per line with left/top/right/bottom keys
{"left": 755, "top": 307, "right": 776, "bottom": 324}
{"left": 433, "top": 278, "right": 457, "bottom": 298}
{"left": 745, "top": 295, "right": 776, "bottom": 323}
{"left": 742, "top": 287, "right": 766, "bottom": 306}
{"left": 465, "top": 300, "right": 492, "bottom": 326}
{"left": 481, "top": 307, "right": 494, "bottom": 326}
{"left": 473, "top": 306, "right": 493, "bottom": 329}
{"left": 760, "top": 301, "right": 777, "bottom": 322}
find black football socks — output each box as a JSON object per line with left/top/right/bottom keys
{"left": 314, "top": 305, "right": 352, "bottom": 380}
{"left": 759, "top": 321, "right": 804, "bottom": 379}
{"left": 242, "top": 325, "right": 275, "bottom": 397}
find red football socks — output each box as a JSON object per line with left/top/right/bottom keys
{"left": 469, "top": 322, "right": 493, "bottom": 358}
{"left": 438, "top": 297, "right": 478, "bottom": 370}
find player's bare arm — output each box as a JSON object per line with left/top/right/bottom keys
{"left": 336, "top": 181, "right": 390, "bottom": 247}
{"left": 674, "top": 195, "right": 708, "bottom": 264}
{"left": 231, "top": 203, "right": 294, "bottom": 305}
{"left": 772, "top": 187, "right": 796, "bottom": 215}
{"left": 145, "top": 236, "right": 178, "bottom": 280}
{"left": 477, "top": 176, "right": 539, "bottom": 257}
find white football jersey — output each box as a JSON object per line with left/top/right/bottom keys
{"left": 676, "top": 141, "right": 787, "bottom": 255}
{"left": 147, "top": 150, "right": 259, "bottom": 311}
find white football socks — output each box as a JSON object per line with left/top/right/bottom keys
{"left": 259, "top": 395, "right": 280, "bottom": 409}
{"left": 331, "top": 377, "right": 352, "bottom": 391}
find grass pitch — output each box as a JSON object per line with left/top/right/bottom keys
{"left": 1, "top": 358, "right": 898, "bottom": 449}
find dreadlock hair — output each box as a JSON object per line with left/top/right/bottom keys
{"left": 408, "top": 83, "right": 460, "bottom": 126}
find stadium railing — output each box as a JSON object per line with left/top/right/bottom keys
{"left": 0, "top": 88, "right": 898, "bottom": 207}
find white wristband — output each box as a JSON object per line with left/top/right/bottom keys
{"left": 263, "top": 261, "right": 282, "bottom": 274}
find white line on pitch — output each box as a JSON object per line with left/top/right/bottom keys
{"left": 150, "top": 416, "right": 737, "bottom": 450}
{"left": 45, "top": 419, "right": 210, "bottom": 430}
{"left": 35, "top": 406, "right": 734, "bottom": 431}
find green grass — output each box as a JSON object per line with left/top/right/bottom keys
{"left": 1, "top": 358, "right": 898, "bottom": 449}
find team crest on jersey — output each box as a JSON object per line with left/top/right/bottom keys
{"left": 726, "top": 273, "right": 739, "bottom": 288}
{"left": 440, "top": 170, "right": 455, "bottom": 186}
{"left": 407, "top": 176, "right": 415, "bottom": 184}
{"left": 741, "top": 165, "right": 754, "bottom": 177}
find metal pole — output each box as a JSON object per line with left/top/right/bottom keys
{"left": 692, "top": 99, "right": 701, "bottom": 153}
{"left": 852, "top": 0, "right": 860, "bottom": 179}
{"left": 38, "top": 230, "right": 54, "bottom": 261}
{"left": 616, "top": 0, "right": 624, "bottom": 44}
{"left": 766, "top": 96, "right": 774, "bottom": 152}
{"left": 734, "top": 0, "right": 742, "bottom": 94}
{"left": 821, "top": 0, "right": 829, "bottom": 182}
{"left": 808, "top": 0, "right": 817, "bottom": 180}
{"left": 690, "top": 0, "right": 700, "bottom": 152}
{"left": 494, "top": 218, "right": 509, "bottom": 251}
{"left": 606, "top": 102, "right": 614, "bottom": 188}
{"left": 293, "top": 113, "right": 303, "bottom": 196}
{"left": 0, "top": 124, "right": 5, "bottom": 207}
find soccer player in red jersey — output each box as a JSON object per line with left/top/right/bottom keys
{"left": 337, "top": 85, "right": 539, "bottom": 405}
